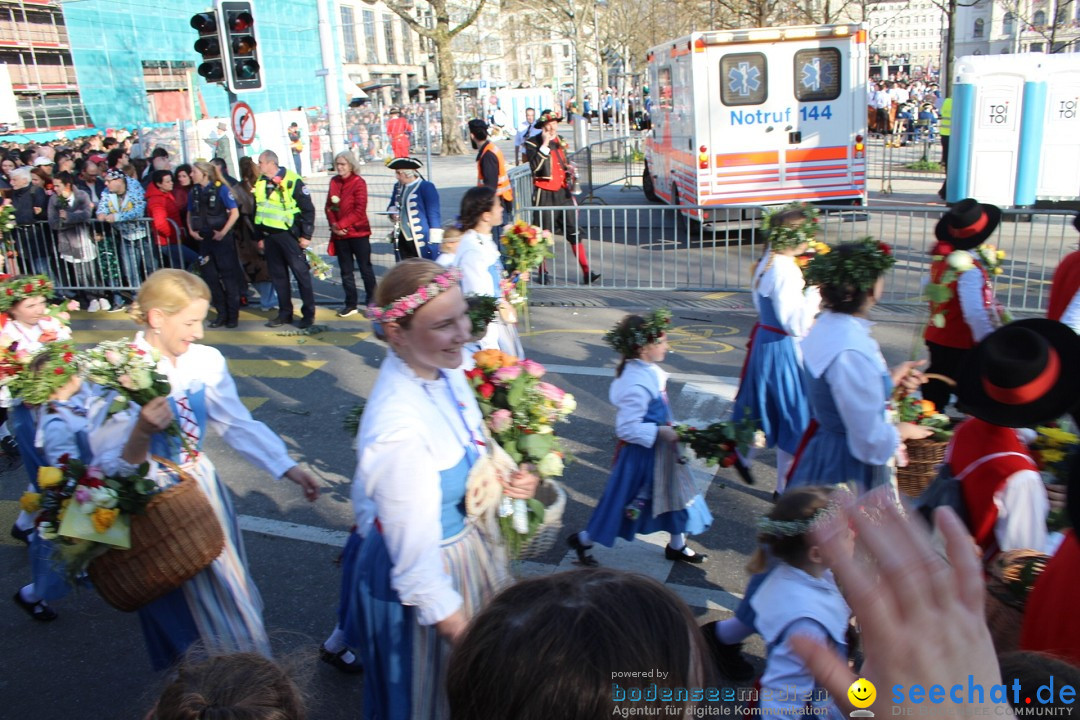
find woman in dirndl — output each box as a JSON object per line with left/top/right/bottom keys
{"left": 732, "top": 204, "right": 821, "bottom": 493}
{"left": 93, "top": 269, "right": 319, "bottom": 670}
{"left": 786, "top": 239, "right": 931, "bottom": 493}
{"left": 343, "top": 259, "right": 537, "bottom": 720}
{"left": 453, "top": 186, "right": 523, "bottom": 358}
{"left": 566, "top": 309, "right": 713, "bottom": 567}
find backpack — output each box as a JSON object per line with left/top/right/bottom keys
{"left": 915, "top": 450, "right": 1032, "bottom": 526}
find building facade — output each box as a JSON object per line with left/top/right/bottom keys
{"left": 0, "top": 0, "right": 91, "bottom": 132}
{"left": 954, "top": 0, "right": 1080, "bottom": 57}
{"left": 337, "top": 0, "right": 433, "bottom": 107}
{"left": 861, "top": 0, "right": 947, "bottom": 78}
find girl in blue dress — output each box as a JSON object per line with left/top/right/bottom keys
{"left": 568, "top": 309, "right": 713, "bottom": 567}
{"left": 344, "top": 259, "right": 538, "bottom": 720}
{"left": 787, "top": 239, "right": 931, "bottom": 493}
{"left": 733, "top": 204, "right": 821, "bottom": 493}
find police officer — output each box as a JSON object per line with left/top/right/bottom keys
{"left": 187, "top": 160, "right": 241, "bottom": 327}
{"left": 254, "top": 149, "right": 317, "bottom": 329}
{"left": 469, "top": 118, "right": 513, "bottom": 246}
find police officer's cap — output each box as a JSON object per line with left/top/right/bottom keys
{"left": 385, "top": 157, "right": 423, "bottom": 171}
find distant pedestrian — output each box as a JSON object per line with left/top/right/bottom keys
{"left": 288, "top": 122, "right": 303, "bottom": 174}
{"left": 386, "top": 107, "right": 412, "bottom": 159}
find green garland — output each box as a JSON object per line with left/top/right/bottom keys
{"left": 603, "top": 308, "right": 672, "bottom": 357}
{"left": 803, "top": 237, "right": 896, "bottom": 292}
{"left": 0, "top": 275, "right": 53, "bottom": 313}
{"left": 466, "top": 294, "right": 499, "bottom": 338}
{"left": 763, "top": 202, "right": 820, "bottom": 250}
{"left": 10, "top": 342, "right": 79, "bottom": 406}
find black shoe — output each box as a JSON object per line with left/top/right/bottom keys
{"left": 700, "top": 621, "right": 756, "bottom": 681}
{"left": 13, "top": 590, "right": 57, "bottom": 622}
{"left": 665, "top": 544, "right": 706, "bottom": 564}
{"left": 320, "top": 645, "right": 364, "bottom": 674}
{"left": 733, "top": 456, "right": 755, "bottom": 486}
{"left": 337, "top": 307, "right": 359, "bottom": 318}
{"left": 296, "top": 318, "right": 314, "bottom": 330}
{"left": 225, "top": 321, "right": 239, "bottom": 329}
{"left": 567, "top": 534, "right": 599, "bottom": 567}
{"left": 537, "top": 272, "right": 552, "bottom": 286}
{"left": 772, "top": 490, "right": 781, "bottom": 503}
{"left": 0, "top": 435, "right": 19, "bottom": 459}
{"left": 266, "top": 317, "right": 292, "bottom": 328}
{"left": 582, "top": 272, "right": 601, "bottom": 285}
{"left": 208, "top": 318, "right": 225, "bottom": 328}
{"left": 10, "top": 524, "right": 31, "bottom": 545}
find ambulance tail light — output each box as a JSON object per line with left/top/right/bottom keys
{"left": 699, "top": 145, "right": 709, "bottom": 169}
{"left": 694, "top": 37, "right": 707, "bottom": 52}
{"left": 854, "top": 134, "right": 865, "bottom": 158}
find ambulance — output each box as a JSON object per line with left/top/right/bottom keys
{"left": 643, "top": 24, "right": 869, "bottom": 221}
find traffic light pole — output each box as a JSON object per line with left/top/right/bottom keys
{"left": 226, "top": 88, "right": 246, "bottom": 164}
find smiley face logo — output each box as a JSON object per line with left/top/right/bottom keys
{"left": 848, "top": 678, "right": 876, "bottom": 709}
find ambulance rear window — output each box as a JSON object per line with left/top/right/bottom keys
{"left": 720, "top": 53, "right": 767, "bottom": 106}
{"left": 658, "top": 66, "right": 673, "bottom": 110}
{"left": 794, "top": 48, "right": 841, "bottom": 102}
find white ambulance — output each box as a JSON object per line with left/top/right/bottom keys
{"left": 643, "top": 24, "right": 869, "bottom": 221}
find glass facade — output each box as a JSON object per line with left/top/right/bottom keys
{"left": 60, "top": 0, "right": 331, "bottom": 128}
{"left": 341, "top": 6, "right": 359, "bottom": 64}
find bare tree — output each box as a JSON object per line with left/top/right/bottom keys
{"left": 927, "top": 0, "right": 981, "bottom": 91}
{"left": 374, "top": 0, "right": 489, "bottom": 155}
{"left": 999, "top": 0, "right": 1079, "bottom": 53}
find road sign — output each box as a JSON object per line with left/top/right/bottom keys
{"left": 478, "top": 79, "right": 488, "bottom": 89}
{"left": 231, "top": 101, "right": 256, "bottom": 145}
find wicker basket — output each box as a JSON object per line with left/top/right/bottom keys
{"left": 984, "top": 550, "right": 1049, "bottom": 654}
{"left": 896, "top": 436, "right": 948, "bottom": 498}
{"left": 516, "top": 479, "right": 567, "bottom": 561}
{"left": 88, "top": 459, "right": 225, "bottom": 612}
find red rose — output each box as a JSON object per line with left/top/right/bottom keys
{"left": 5, "top": 289, "right": 12, "bottom": 296}
{"left": 720, "top": 455, "right": 736, "bottom": 468}
{"left": 63, "top": 352, "right": 74, "bottom": 362}
{"left": 36, "top": 279, "right": 46, "bottom": 287}
{"left": 22, "top": 284, "right": 33, "bottom": 293}
{"left": 58, "top": 453, "right": 70, "bottom": 465}
{"left": 878, "top": 242, "right": 893, "bottom": 256}
{"left": 54, "top": 367, "right": 65, "bottom": 375}
{"left": 478, "top": 382, "right": 495, "bottom": 400}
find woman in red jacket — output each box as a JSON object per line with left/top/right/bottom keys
{"left": 146, "top": 169, "right": 198, "bottom": 270}
{"left": 325, "top": 150, "right": 375, "bottom": 315}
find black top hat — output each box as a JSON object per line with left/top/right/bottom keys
{"left": 467, "top": 119, "right": 489, "bottom": 135}
{"left": 956, "top": 318, "right": 1080, "bottom": 428}
{"left": 934, "top": 198, "right": 1002, "bottom": 250}
{"left": 534, "top": 109, "right": 562, "bottom": 129}
{"left": 385, "top": 157, "right": 423, "bottom": 171}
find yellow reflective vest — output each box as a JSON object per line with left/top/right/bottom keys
{"left": 254, "top": 169, "right": 302, "bottom": 231}
{"left": 939, "top": 97, "right": 952, "bottom": 137}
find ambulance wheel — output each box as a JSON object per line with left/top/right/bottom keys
{"left": 642, "top": 165, "right": 659, "bottom": 202}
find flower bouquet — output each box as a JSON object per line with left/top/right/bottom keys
{"left": 895, "top": 395, "right": 953, "bottom": 441}
{"left": 674, "top": 419, "right": 760, "bottom": 469}
{"left": 499, "top": 221, "right": 554, "bottom": 331}
{"left": 795, "top": 240, "right": 831, "bottom": 273}
{"left": 81, "top": 339, "right": 192, "bottom": 455}
{"left": 25, "top": 455, "right": 155, "bottom": 582}
{"left": 306, "top": 248, "right": 333, "bottom": 281}
{"left": 1, "top": 203, "right": 17, "bottom": 267}
{"left": 465, "top": 294, "right": 499, "bottom": 341}
{"left": 893, "top": 393, "right": 953, "bottom": 497}
{"left": 466, "top": 349, "right": 574, "bottom": 559}
{"left": 1030, "top": 423, "right": 1079, "bottom": 532}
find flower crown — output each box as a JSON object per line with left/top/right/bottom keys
{"left": 757, "top": 503, "right": 840, "bottom": 538}
{"left": 368, "top": 267, "right": 462, "bottom": 323}
{"left": 604, "top": 308, "right": 672, "bottom": 357}
{"left": 0, "top": 275, "right": 53, "bottom": 313}
{"left": 9, "top": 342, "right": 79, "bottom": 406}
{"left": 537, "top": 110, "right": 562, "bottom": 125}
{"left": 802, "top": 237, "right": 895, "bottom": 292}
{"left": 763, "top": 202, "right": 820, "bottom": 251}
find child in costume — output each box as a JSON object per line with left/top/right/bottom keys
{"left": 744, "top": 487, "right": 851, "bottom": 720}
{"left": 948, "top": 319, "right": 1079, "bottom": 561}
{"left": 923, "top": 199, "right": 1006, "bottom": 410}
{"left": 567, "top": 309, "right": 713, "bottom": 567}
{"left": 733, "top": 203, "right": 821, "bottom": 493}
{"left": 787, "top": 240, "right": 931, "bottom": 492}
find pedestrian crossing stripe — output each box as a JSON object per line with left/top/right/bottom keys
{"left": 229, "top": 360, "right": 327, "bottom": 378}
{"left": 240, "top": 397, "right": 269, "bottom": 412}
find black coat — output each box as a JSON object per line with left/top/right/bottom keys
{"left": 12, "top": 185, "right": 47, "bottom": 225}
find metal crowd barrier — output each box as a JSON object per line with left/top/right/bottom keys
{"left": 9, "top": 218, "right": 197, "bottom": 296}
{"left": 512, "top": 202, "right": 1074, "bottom": 312}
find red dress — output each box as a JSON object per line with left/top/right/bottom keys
{"left": 1020, "top": 530, "right": 1080, "bottom": 666}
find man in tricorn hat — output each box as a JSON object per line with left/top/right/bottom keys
{"left": 386, "top": 107, "right": 412, "bottom": 159}
{"left": 385, "top": 157, "right": 441, "bottom": 261}
{"left": 923, "top": 198, "right": 1006, "bottom": 411}
{"left": 523, "top": 109, "right": 598, "bottom": 285}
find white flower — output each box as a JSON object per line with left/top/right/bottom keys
{"left": 130, "top": 367, "right": 153, "bottom": 390}
{"left": 537, "top": 452, "right": 564, "bottom": 477}
{"left": 946, "top": 250, "right": 974, "bottom": 272}
{"left": 330, "top": 195, "right": 341, "bottom": 204}
{"left": 560, "top": 393, "right": 577, "bottom": 415}
{"left": 90, "top": 486, "right": 119, "bottom": 509}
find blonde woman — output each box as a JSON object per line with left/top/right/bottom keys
{"left": 187, "top": 160, "right": 241, "bottom": 328}
{"left": 95, "top": 269, "right": 319, "bottom": 670}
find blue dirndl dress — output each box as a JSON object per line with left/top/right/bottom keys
{"left": 732, "top": 295, "right": 810, "bottom": 455}
{"left": 786, "top": 371, "right": 893, "bottom": 493}
{"left": 344, "top": 448, "right": 506, "bottom": 720}
{"left": 586, "top": 394, "right": 713, "bottom": 547}
{"left": 135, "top": 389, "right": 270, "bottom": 671}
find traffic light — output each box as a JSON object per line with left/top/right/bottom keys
{"left": 220, "top": 1, "right": 262, "bottom": 93}
{"left": 191, "top": 11, "right": 224, "bottom": 83}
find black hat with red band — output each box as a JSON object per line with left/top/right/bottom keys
{"left": 934, "top": 198, "right": 1002, "bottom": 251}
{"left": 956, "top": 318, "right": 1080, "bottom": 428}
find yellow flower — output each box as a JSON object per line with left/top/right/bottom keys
{"left": 997, "top": 250, "right": 1006, "bottom": 260}
{"left": 1040, "top": 449, "right": 1066, "bottom": 465}
{"left": 473, "top": 349, "right": 506, "bottom": 372}
{"left": 1037, "top": 427, "right": 1079, "bottom": 446}
{"left": 37, "top": 466, "right": 63, "bottom": 489}
{"left": 993, "top": 267, "right": 1003, "bottom": 275}
{"left": 91, "top": 507, "right": 120, "bottom": 534}
{"left": 19, "top": 491, "right": 41, "bottom": 513}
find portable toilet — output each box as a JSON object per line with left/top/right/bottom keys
{"left": 947, "top": 54, "right": 1039, "bottom": 207}
{"left": 1034, "top": 53, "right": 1080, "bottom": 203}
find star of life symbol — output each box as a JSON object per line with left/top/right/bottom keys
{"left": 801, "top": 58, "right": 836, "bottom": 92}
{"left": 728, "top": 61, "right": 762, "bottom": 97}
